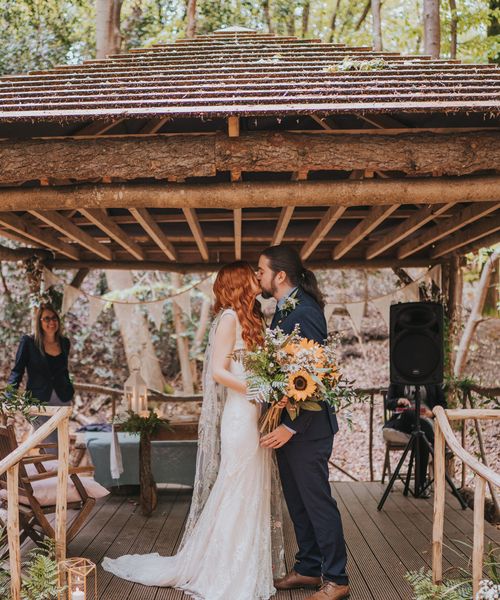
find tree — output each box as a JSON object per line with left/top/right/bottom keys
{"left": 371, "top": 0, "right": 383, "bottom": 50}
{"left": 488, "top": 0, "right": 500, "bottom": 63}
{"left": 96, "top": 0, "right": 123, "bottom": 58}
{"left": 186, "top": 0, "right": 197, "bottom": 38}
{"left": 423, "top": 0, "right": 441, "bottom": 57}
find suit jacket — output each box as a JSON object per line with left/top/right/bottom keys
{"left": 271, "top": 287, "right": 339, "bottom": 439}
{"left": 7, "top": 335, "right": 74, "bottom": 403}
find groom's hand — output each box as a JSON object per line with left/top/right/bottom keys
{"left": 260, "top": 425, "right": 293, "bottom": 448}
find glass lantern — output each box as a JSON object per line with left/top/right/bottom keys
{"left": 123, "top": 367, "right": 148, "bottom": 415}
{"left": 58, "top": 557, "right": 97, "bottom": 600}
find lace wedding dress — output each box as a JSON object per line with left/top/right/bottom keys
{"left": 102, "top": 309, "right": 285, "bottom": 600}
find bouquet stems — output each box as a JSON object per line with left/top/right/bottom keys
{"left": 259, "top": 404, "right": 283, "bottom": 435}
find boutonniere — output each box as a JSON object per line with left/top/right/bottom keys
{"left": 280, "top": 289, "right": 300, "bottom": 317}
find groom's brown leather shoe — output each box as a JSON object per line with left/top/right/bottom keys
{"left": 305, "top": 581, "right": 350, "bottom": 600}
{"left": 274, "top": 570, "right": 321, "bottom": 590}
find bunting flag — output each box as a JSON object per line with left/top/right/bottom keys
{"left": 345, "top": 301, "right": 365, "bottom": 334}
{"left": 87, "top": 295, "right": 105, "bottom": 327}
{"left": 173, "top": 290, "right": 192, "bottom": 321}
{"left": 147, "top": 300, "right": 166, "bottom": 330}
{"left": 61, "top": 285, "right": 83, "bottom": 316}
{"left": 402, "top": 281, "right": 420, "bottom": 302}
{"left": 110, "top": 424, "right": 124, "bottom": 480}
{"left": 430, "top": 264, "right": 442, "bottom": 289}
{"left": 371, "top": 295, "right": 393, "bottom": 328}
{"left": 324, "top": 303, "right": 336, "bottom": 326}
{"left": 43, "top": 267, "right": 59, "bottom": 289}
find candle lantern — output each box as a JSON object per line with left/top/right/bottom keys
{"left": 58, "top": 557, "right": 97, "bottom": 600}
{"left": 123, "top": 366, "right": 148, "bottom": 415}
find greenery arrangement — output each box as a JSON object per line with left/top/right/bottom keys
{"left": 116, "top": 408, "right": 172, "bottom": 437}
{"left": 326, "top": 57, "right": 391, "bottom": 72}
{"left": 0, "top": 535, "right": 63, "bottom": 600}
{"left": 0, "top": 385, "right": 45, "bottom": 425}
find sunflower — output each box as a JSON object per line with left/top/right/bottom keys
{"left": 297, "top": 338, "right": 326, "bottom": 369}
{"left": 327, "top": 365, "right": 340, "bottom": 382}
{"left": 287, "top": 370, "right": 317, "bottom": 402}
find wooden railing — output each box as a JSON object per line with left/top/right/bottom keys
{"left": 432, "top": 406, "right": 500, "bottom": 598}
{"left": 0, "top": 405, "right": 72, "bottom": 600}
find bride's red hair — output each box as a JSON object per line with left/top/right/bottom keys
{"left": 213, "top": 261, "right": 264, "bottom": 348}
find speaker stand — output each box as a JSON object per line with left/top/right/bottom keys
{"left": 377, "top": 386, "right": 467, "bottom": 511}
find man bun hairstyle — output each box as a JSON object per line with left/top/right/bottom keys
{"left": 261, "top": 245, "right": 324, "bottom": 309}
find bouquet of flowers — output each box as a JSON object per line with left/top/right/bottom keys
{"left": 233, "top": 325, "right": 361, "bottom": 434}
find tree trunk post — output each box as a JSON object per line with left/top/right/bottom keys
{"left": 423, "top": 0, "right": 441, "bottom": 58}
{"left": 186, "top": 0, "right": 197, "bottom": 38}
{"left": 371, "top": 0, "right": 383, "bottom": 50}
{"left": 139, "top": 431, "right": 157, "bottom": 516}
{"left": 96, "top": 0, "right": 123, "bottom": 58}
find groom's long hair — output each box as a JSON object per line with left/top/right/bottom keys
{"left": 261, "top": 245, "right": 325, "bottom": 309}
{"left": 213, "top": 261, "right": 264, "bottom": 348}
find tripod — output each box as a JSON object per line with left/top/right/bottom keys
{"left": 378, "top": 385, "right": 467, "bottom": 511}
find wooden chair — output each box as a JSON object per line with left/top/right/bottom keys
{"left": 0, "top": 425, "right": 96, "bottom": 557}
{"left": 381, "top": 390, "right": 411, "bottom": 484}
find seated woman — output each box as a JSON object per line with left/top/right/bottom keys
{"left": 384, "top": 382, "right": 447, "bottom": 493}
{"left": 7, "top": 303, "right": 74, "bottom": 452}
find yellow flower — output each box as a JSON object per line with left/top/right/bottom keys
{"left": 327, "top": 365, "right": 340, "bottom": 382}
{"left": 287, "top": 370, "right": 317, "bottom": 402}
{"left": 298, "top": 338, "right": 326, "bottom": 369}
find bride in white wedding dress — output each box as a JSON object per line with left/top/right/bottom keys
{"left": 103, "top": 262, "right": 285, "bottom": 600}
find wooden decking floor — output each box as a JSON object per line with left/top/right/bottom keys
{"left": 67, "top": 482, "right": 500, "bottom": 600}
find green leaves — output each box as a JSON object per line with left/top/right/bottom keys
{"left": 116, "top": 408, "right": 172, "bottom": 437}
{"left": 0, "top": 385, "right": 45, "bottom": 423}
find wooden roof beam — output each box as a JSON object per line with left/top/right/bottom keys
{"left": 397, "top": 201, "right": 500, "bottom": 259}
{"left": 0, "top": 213, "right": 80, "bottom": 260}
{"left": 272, "top": 207, "right": 295, "bottom": 245}
{"left": 183, "top": 208, "right": 209, "bottom": 261}
{"left": 128, "top": 208, "right": 177, "bottom": 261}
{"left": 79, "top": 208, "right": 146, "bottom": 260}
{"left": 355, "top": 113, "right": 406, "bottom": 129}
{"left": 366, "top": 202, "right": 456, "bottom": 259}
{"left": 29, "top": 210, "right": 113, "bottom": 261}
{"left": 234, "top": 208, "right": 242, "bottom": 260}
{"left": 73, "top": 119, "right": 124, "bottom": 136}
{"left": 431, "top": 214, "right": 500, "bottom": 258}
{"left": 228, "top": 116, "right": 240, "bottom": 137}
{"left": 333, "top": 205, "right": 399, "bottom": 260}
{"left": 301, "top": 206, "right": 346, "bottom": 260}
{"left": 138, "top": 117, "right": 169, "bottom": 134}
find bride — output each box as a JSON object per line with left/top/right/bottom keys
{"left": 103, "top": 261, "right": 285, "bottom": 600}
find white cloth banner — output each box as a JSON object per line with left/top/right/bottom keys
{"left": 173, "top": 290, "right": 192, "bottom": 321}
{"left": 402, "top": 281, "right": 420, "bottom": 302}
{"left": 372, "top": 295, "right": 393, "bottom": 328}
{"left": 430, "top": 264, "right": 442, "bottom": 289}
{"left": 88, "top": 296, "right": 105, "bottom": 327}
{"left": 345, "top": 301, "right": 365, "bottom": 334}
{"left": 324, "top": 303, "right": 336, "bottom": 327}
{"left": 61, "top": 285, "right": 82, "bottom": 316}
{"left": 147, "top": 300, "right": 166, "bottom": 330}
{"left": 110, "top": 424, "right": 124, "bottom": 481}
{"left": 197, "top": 277, "right": 214, "bottom": 301}
{"left": 43, "top": 267, "right": 60, "bottom": 289}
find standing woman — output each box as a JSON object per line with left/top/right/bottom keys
{"left": 7, "top": 303, "right": 74, "bottom": 450}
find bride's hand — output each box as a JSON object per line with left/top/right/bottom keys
{"left": 276, "top": 396, "right": 289, "bottom": 409}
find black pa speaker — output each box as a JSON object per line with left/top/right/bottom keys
{"left": 390, "top": 302, "right": 444, "bottom": 385}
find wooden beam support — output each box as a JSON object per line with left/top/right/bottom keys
{"left": 398, "top": 202, "right": 500, "bottom": 259}
{"left": 70, "top": 268, "right": 89, "bottom": 288}
{"left": 0, "top": 213, "right": 80, "bottom": 260}
{"left": 79, "top": 208, "right": 146, "bottom": 260}
{"left": 366, "top": 203, "right": 456, "bottom": 259}
{"left": 73, "top": 119, "right": 124, "bottom": 136}
{"left": 272, "top": 207, "right": 295, "bottom": 245}
{"left": 29, "top": 210, "right": 113, "bottom": 261}
{"left": 47, "top": 257, "right": 438, "bottom": 272}
{"left": 1, "top": 131, "right": 499, "bottom": 184}
{"left": 301, "top": 206, "right": 346, "bottom": 260}
{"left": 0, "top": 176, "right": 498, "bottom": 212}
{"left": 0, "top": 243, "right": 52, "bottom": 261}
{"left": 128, "top": 207, "right": 177, "bottom": 261}
{"left": 138, "top": 117, "right": 168, "bottom": 134}
{"left": 183, "top": 208, "right": 209, "bottom": 261}
{"left": 355, "top": 113, "right": 406, "bottom": 129}
{"left": 333, "top": 205, "right": 399, "bottom": 260}
{"left": 228, "top": 116, "right": 240, "bottom": 138}
{"left": 431, "top": 215, "right": 500, "bottom": 258}
{"left": 234, "top": 208, "right": 242, "bottom": 260}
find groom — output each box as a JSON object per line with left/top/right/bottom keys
{"left": 258, "top": 245, "right": 349, "bottom": 600}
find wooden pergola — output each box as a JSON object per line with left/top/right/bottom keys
{"left": 0, "top": 28, "right": 499, "bottom": 274}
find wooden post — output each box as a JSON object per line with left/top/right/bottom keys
{"left": 7, "top": 463, "right": 21, "bottom": 600}
{"left": 446, "top": 254, "right": 462, "bottom": 379}
{"left": 139, "top": 431, "right": 157, "bottom": 516}
{"left": 228, "top": 116, "right": 240, "bottom": 138}
{"left": 460, "top": 390, "right": 467, "bottom": 488}
{"left": 55, "top": 417, "right": 69, "bottom": 562}
{"left": 369, "top": 393, "right": 374, "bottom": 482}
{"left": 472, "top": 475, "right": 486, "bottom": 598}
{"left": 432, "top": 419, "right": 445, "bottom": 585}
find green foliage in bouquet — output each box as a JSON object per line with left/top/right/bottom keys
{"left": 0, "top": 385, "right": 45, "bottom": 424}
{"left": 116, "top": 408, "right": 172, "bottom": 437}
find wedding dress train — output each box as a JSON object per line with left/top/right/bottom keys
{"left": 102, "top": 309, "right": 278, "bottom": 600}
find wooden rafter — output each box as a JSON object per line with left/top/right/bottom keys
{"left": 0, "top": 213, "right": 80, "bottom": 260}
{"left": 128, "top": 208, "right": 177, "bottom": 261}
{"left": 138, "top": 117, "right": 168, "bottom": 134}
{"left": 355, "top": 113, "right": 405, "bottom": 128}
{"left": 333, "top": 205, "right": 399, "bottom": 260}
{"left": 183, "top": 208, "right": 209, "bottom": 261}
{"left": 431, "top": 215, "right": 500, "bottom": 258}
{"left": 272, "top": 207, "right": 295, "bottom": 246}
{"left": 366, "top": 203, "right": 456, "bottom": 259}
{"left": 73, "top": 119, "right": 124, "bottom": 136}
{"left": 79, "top": 208, "right": 145, "bottom": 261}
{"left": 29, "top": 210, "right": 113, "bottom": 261}
{"left": 0, "top": 227, "right": 45, "bottom": 249}
{"left": 301, "top": 206, "right": 346, "bottom": 260}
{"left": 228, "top": 116, "right": 240, "bottom": 138}
{"left": 397, "top": 202, "right": 500, "bottom": 259}
{"left": 234, "top": 208, "right": 242, "bottom": 260}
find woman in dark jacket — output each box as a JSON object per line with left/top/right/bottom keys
{"left": 7, "top": 303, "right": 74, "bottom": 448}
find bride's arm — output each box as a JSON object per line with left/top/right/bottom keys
{"left": 212, "top": 313, "right": 247, "bottom": 395}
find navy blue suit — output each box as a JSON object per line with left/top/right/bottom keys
{"left": 272, "top": 288, "right": 348, "bottom": 585}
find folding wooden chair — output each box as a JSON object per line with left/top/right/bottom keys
{"left": 0, "top": 425, "right": 96, "bottom": 557}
